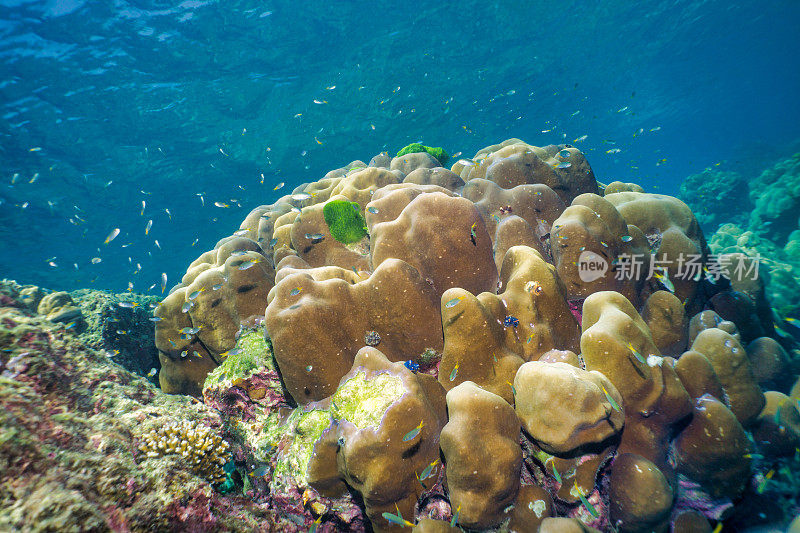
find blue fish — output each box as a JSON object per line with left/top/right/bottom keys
{"left": 503, "top": 316, "right": 519, "bottom": 328}
{"left": 403, "top": 360, "right": 420, "bottom": 372}
{"left": 403, "top": 421, "right": 424, "bottom": 442}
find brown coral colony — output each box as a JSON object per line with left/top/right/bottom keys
{"left": 154, "top": 138, "right": 798, "bottom": 532}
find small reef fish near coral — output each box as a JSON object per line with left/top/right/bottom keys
{"left": 1, "top": 2, "right": 800, "bottom": 527}
{"left": 5, "top": 135, "right": 800, "bottom": 532}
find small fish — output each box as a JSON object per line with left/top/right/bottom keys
{"left": 211, "top": 282, "right": 223, "bottom": 291}
{"left": 91, "top": 257, "right": 102, "bottom": 264}
{"left": 606, "top": 148, "right": 621, "bottom": 154}
{"left": 274, "top": 182, "right": 284, "bottom": 191}
{"left": 165, "top": 208, "right": 172, "bottom": 219}
{"left": 712, "top": 522, "right": 723, "bottom": 533}
{"left": 573, "top": 134, "right": 588, "bottom": 142}
{"left": 161, "top": 272, "right": 168, "bottom": 293}
{"left": 29, "top": 146, "right": 41, "bottom": 152}
{"left": 292, "top": 193, "right": 312, "bottom": 201}
{"left": 214, "top": 201, "right": 229, "bottom": 208}
{"left": 239, "top": 258, "right": 262, "bottom": 270}
{"left": 290, "top": 287, "right": 302, "bottom": 296}
{"left": 403, "top": 421, "right": 424, "bottom": 442}
{"left": 154, "top": 239, "right": 161, "bottom": 249}
{"left": 757, "top": 469, "right": 774, "bottom": 494}
{"left": 627, "top": 342, "right": 647, "bottom": 364}
{"left": 445, "top": 296, "right": 464, "bottom": 308}
{"left": 147, "top": 368, "right": 157, "bottom": 377}
{"left": 233, "top": 229, "right": 249, "bottom": 237}
{"left": 118, "top": 301, "right": 138, "bottom": 308}
{"left": 527, "top": 334, "right": 535, "bottom": 344}
{"left": 450, "top": 505, "right": 461, "bottom": 527}
{"left": 654, "top": 269, "right": 675, "bottom": 293}
{"left": 419, "top": 459, "right": 439, "bottom": 480}
{"left": 117, "top": 329, "right": 128, "bottom": 335}
{"left": 104, "top": 228, "right": 120, "bottom": 244}
{"left": 503, "top": 316, "right": 520, "bottom": 328}
{"left": 145, "top": 219, "right": 153, "bottom": 235}
{"left": 269, "top": 237, "right": 278, "bottom": 247}
{"left": 449, "top": 362, "right": 459, "bottom": 382}
{"left": 367, "top": 206, "right": 379, "bottom": 214}
{"left": 403, "top": 360, "right": 420, "bottom": 372}
{"left": 250, "top": 465, "right": 270, "bottom": 477}
{"left": 743, "top": 453, "right": 764, "bottom": 460}
{"left": 552, "top": 462, "right": 562, "bottom": 484}
{"left": 556, "top": 162, "right": 571, "bottom": 169}
{"left": 188, "top": 288, "right": 205, "bottom": 300}
{"left": 381, "top": 511, "right": 413, "bottom": 527}
{"left": 576, "top": 489, "right": 598, "bottom": 518}
{"left": 149, "top": 316, "right": 162, "bottom": 322}
{"left": 180, "top": 326, "right": 201, "bottom": 335}
{"left": 602, "top": 385, "right": 621, "bottom": 412}
{"left": 470, "top": 222, "right": 478, "bottom": 246}
{"left": 506, "top": 380, "right": 516, "bottom": 396}
{"left": 308, "top": 515, "right": 323, "bottom": 533}
{"left": 313, "top": 99, "right": 327, "bottom": 104}
{"left": 775, "top": 399, "right": 786, "bottom": 426}
{"left": 65, "top": 321, "right": 77, "bottom": 330}
{"left": 621, "top": 235, "right": 633, "bottom": 242}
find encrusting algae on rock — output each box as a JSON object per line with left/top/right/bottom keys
{"left": 4, "top": 136, "right": 800, "bottom": 531}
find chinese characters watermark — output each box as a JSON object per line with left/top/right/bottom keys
{"left": 577, "top": 252, "right": 761, "bottom": 283}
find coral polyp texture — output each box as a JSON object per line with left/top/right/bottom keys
{"left": 19, "top": 138, "right": 797, "bottom": 531}
{"left": 137, "top": 420, "right": 232, "bottom": 484}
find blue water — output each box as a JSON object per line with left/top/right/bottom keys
{"left": 2, "top": 0, "right": 799, "bottom": 292}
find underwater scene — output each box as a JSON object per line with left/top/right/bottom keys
{"left": 2, "top": 0, "right": 800, "bottom": 531}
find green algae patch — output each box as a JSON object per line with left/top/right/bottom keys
{"left": 269, "top": 371, "right": 405, "bottom": 485}
{"left": 330, "top": 371, "right": 405, "bottom": 430}
{"left": 396, "top": 142, "right": 450, "bottom": 166}
{"left": 272, "top": 408, "right": 333, "bottom": 484}
{"left": 323, "top": 200, "right": 368, "bottom": 244}
{"left": 204, "top": 330, "right": 273, "bottom": 389}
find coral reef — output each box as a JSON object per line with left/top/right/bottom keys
{"left": 0, "top": 286, "right": 286, "bottom": 531}
{"left": 147, "top": 138, "right": 799, "bottom": 531}
{"left": 681, "top": 153, "right": 800, "bottom": 322}
{"left": 7, "top": 137, "right": 800, "bottom": 531}
{"left": 1, "top": 279, "right": 160, "bottom": 376}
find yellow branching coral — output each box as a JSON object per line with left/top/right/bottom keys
{"left": 138, "top": 420, "right": 231, "bottom": 484}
